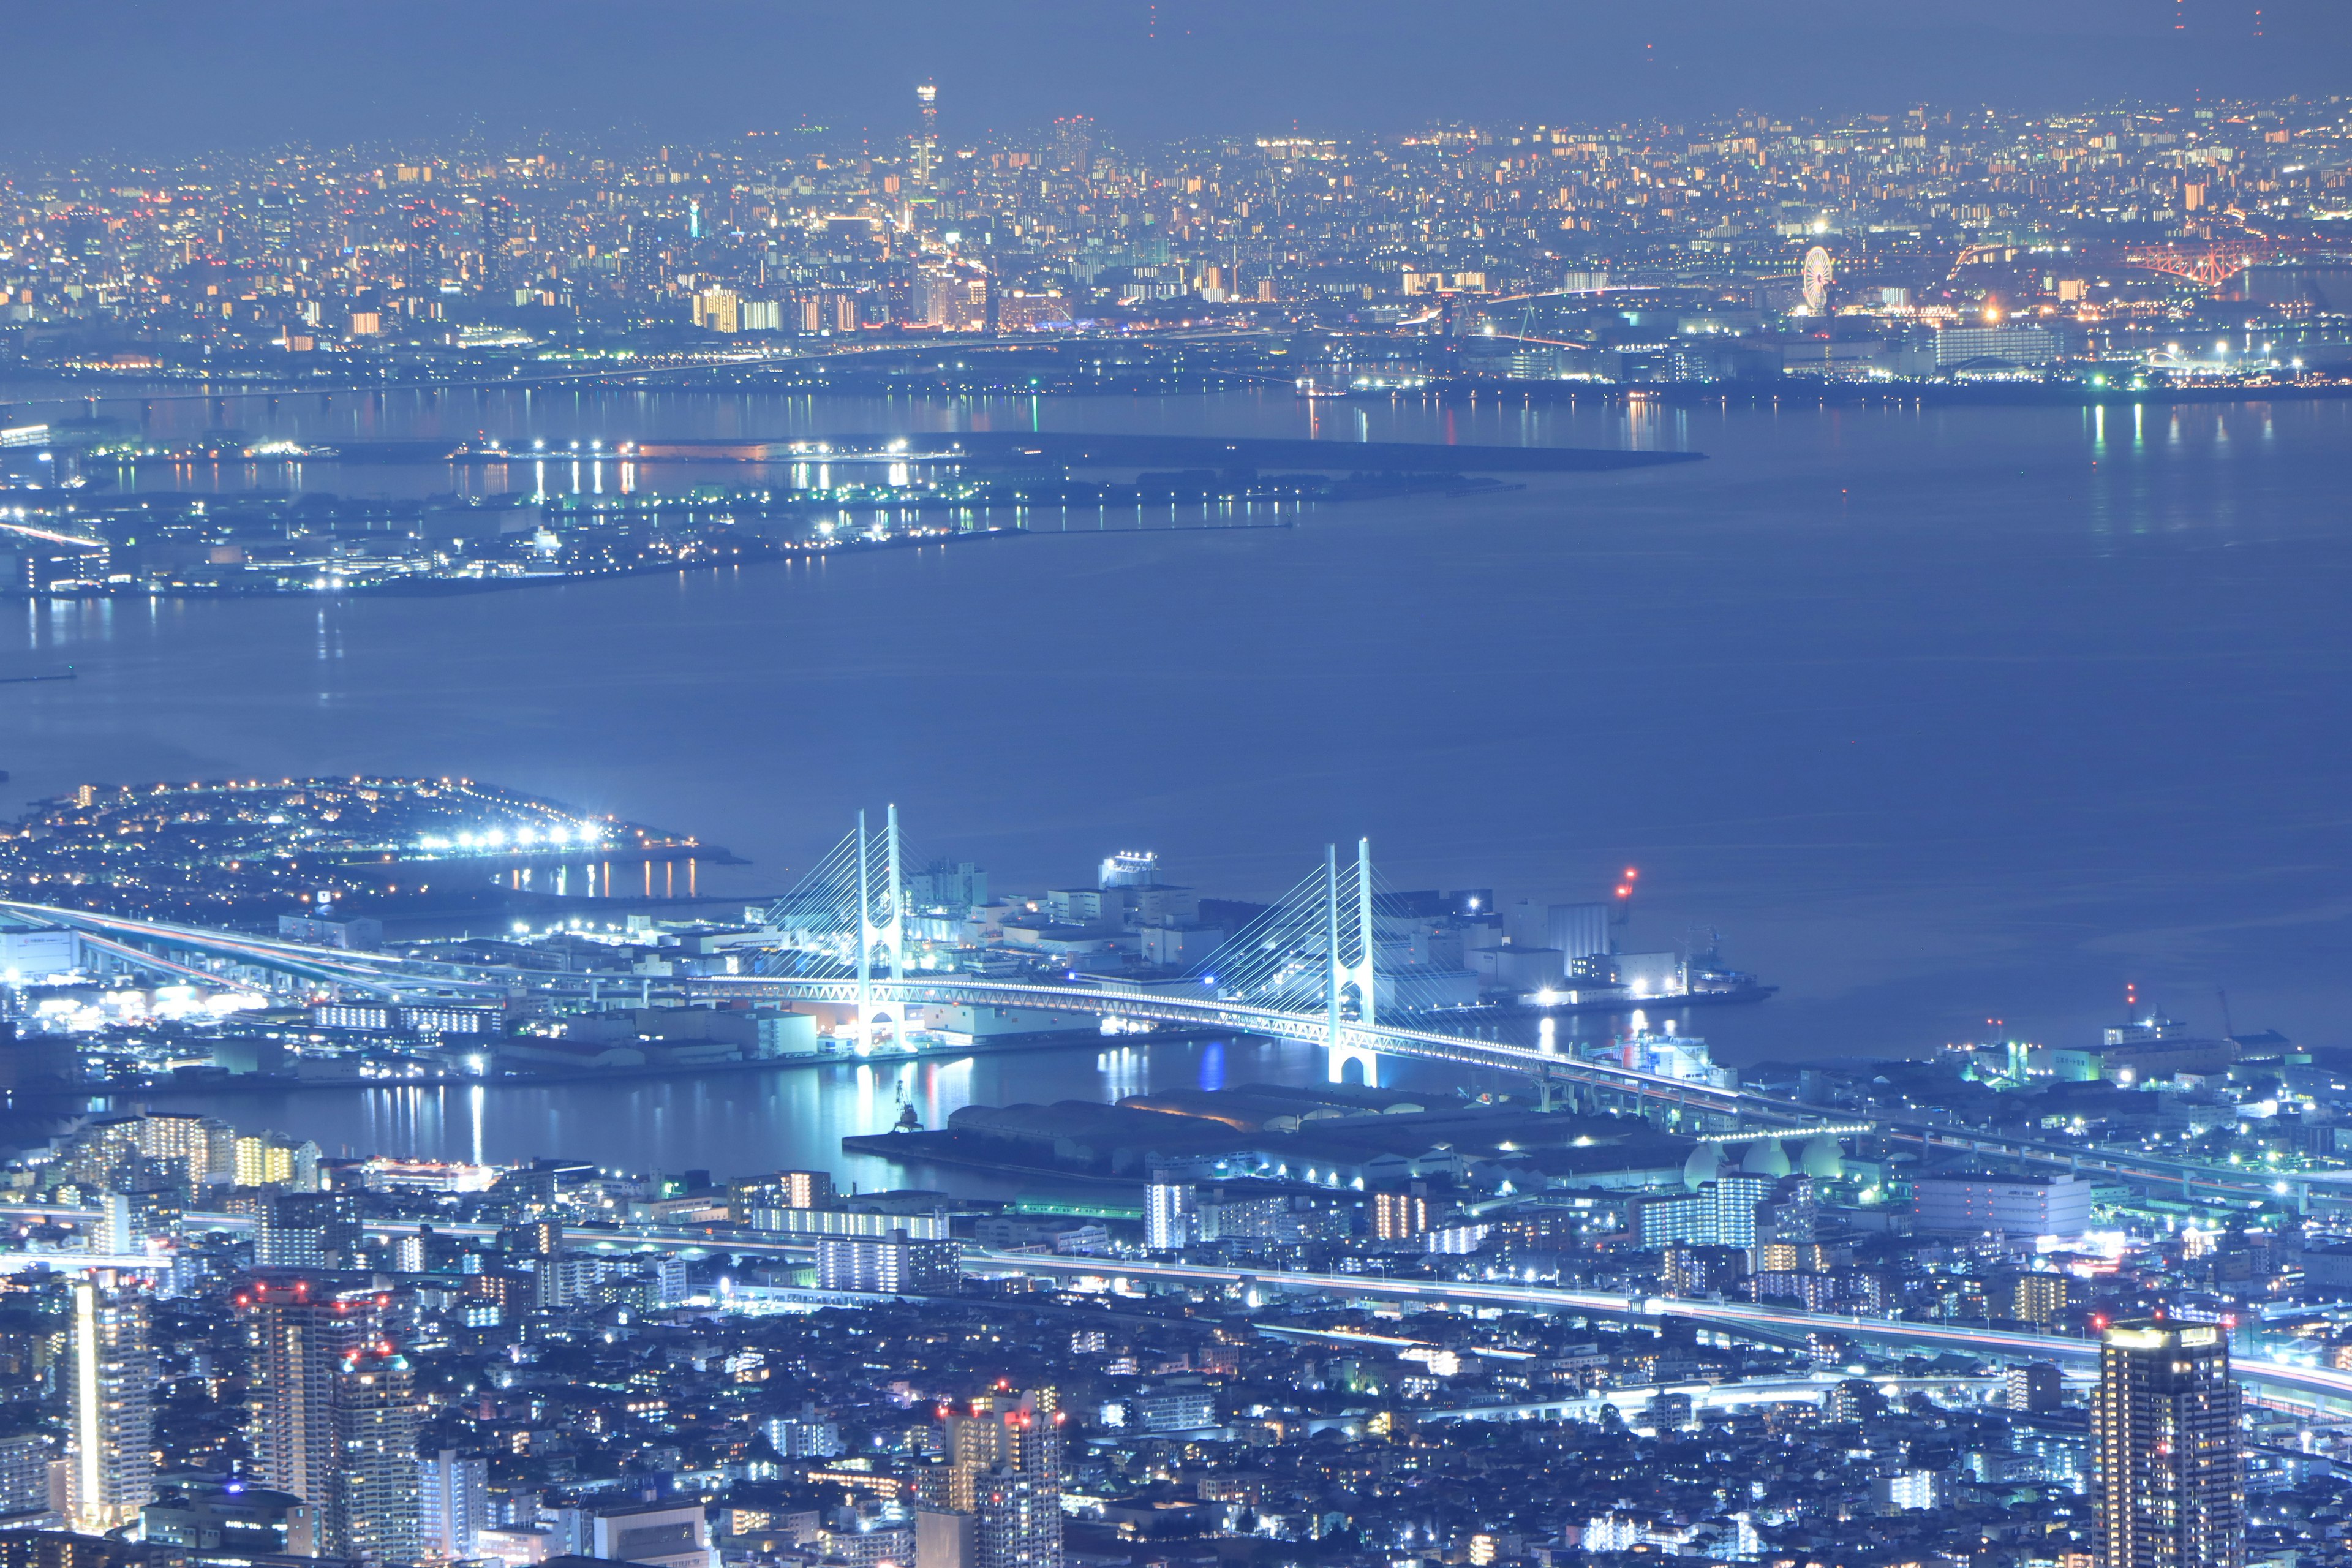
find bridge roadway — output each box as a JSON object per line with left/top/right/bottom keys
{"left": 11, "top": 900, "right": 2332, "bottom": 1209}
{"left": 690, "top": 976, "right": 2352, "bottom": 1211}
{"left": 696, "top": 974, "right": 1811, "bottom": 1122}
{"left": 1, "top": 898, "right": 1814, "bottom": 1122}
{"left": 0, "top": 900, "right": 510, "bottom": 998}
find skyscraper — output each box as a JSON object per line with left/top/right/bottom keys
{"left": 947, "top": 1390, "right": 1058, "bottom": 1483}
{"left": 256, "top": 1191, "right": 361, "bottom": 1268}
{"left": 69, "top": 1279, "right": 154, "bottom": 1532}
{"left": 1144, "top": 1180, "right": 1196, "bottom": 1250}
{"left": 331, "top": 1347, "right": 425, "bottom": 1567}
{"left": 970, "top": 1471, "right": 1057, "bottom": 1568}
{"left": 2094, "top": 1319, "right": 2244, "bottom": 1568}
{"left": 935, "top": 1389, "right": 1061, "bottom": 1568}
{"left": 418, "top": 1449, "right": 489, "bottom": 1562}
{"left": 242, "top": 1281, "right": 373, "bottom": 1508}
{"left": 915, "top": 83, "right": 938, "bottom": 190}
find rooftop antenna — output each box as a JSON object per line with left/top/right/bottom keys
{"left": 2217, "top": 986, "right": 2237, "bottom": 1041}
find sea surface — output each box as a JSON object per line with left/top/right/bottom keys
{"left": 6, "top": 381, "right": 2348, "bottom": 1187}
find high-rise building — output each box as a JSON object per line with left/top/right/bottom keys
{"left": 418, "top": 1450, "right": 488, "bottom": 1562}
{"left": 943, "top": 1391, "right": 1061, "bottom": 1511}
{"left": 915, "top": 82, "right": 939, "bottom": 191}
{"left": 69, "top": 1281, "right": 153, "bottom": 1532}
{"left": 911, "top": 268, "right": 987, "bottom": 332}
{"left": 909, "top": 861, "right": 989, "bottom": 913}
{"left": 815, "top": 1230, "right": 959, "bottom": 1294}
{"left": 257, "top": 1191, "right": 361, "bottom": 1267}
{"left": 761, "top": 1408, "right": 843, "bottom": 1459}
{"left": 0, "top": 1430, "right": 54, "bottom": 1526}
{"left": 1707, "top": 1172, "right": 1774, "bottom": 1249}
{"left": 2094, "top": 1319, "right": 2243, "bottom": 1568}
{"left": 1632, "top": 1175, "right": 1778, "bottom": 1251}
{"left": 332, "top": 1347, "right": 425, "bottom": 1567}
{"left": 238, "top": 1281, "right": 385, "bottom": 1521}
{"left": 129, "top": 1113, "right": 224, "bottom": 1187}
{"left": 778, "top": 1170, "right": 834, "bottom": 1209}
{"left": 509, "top": 1218, "right": 564, "bottom": 1258}
{"left": 1052, "top": 115, "right": 1091, "bottom": 177}
{"left": 2006, "top": 1362, "right": 2065, "bottom": 1414}
{"left": 2013, "top": 1273, "right": 2071, "bottom": 1327}
{"left": 235, "top": 1131, "right": 319, "bottom": 1189}
{"left": 970, "top": 1471, "right": 1057, "bottom": 1568}
{"left": 1371, "top": 1191, "right": 1430, "bottom": 1242}
{"left": 931, "top": 1390, "right": 1061, "bottom": 1568}
{"left": 1144, "top": 1180, "right": 1196, "bottom": 1250}
{"left": 692, "top": 288, "right": 740, "bottom": 334}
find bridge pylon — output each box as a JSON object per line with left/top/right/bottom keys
{"left": 1326, "top": 837, "right": 1381, "bottom": 1087}
{"left": 851, "top": 804, "right": 910, "bottom": 1054}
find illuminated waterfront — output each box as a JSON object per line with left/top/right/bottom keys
{"left": 14, "top": 386, "right": 2352, "bottom": 1182}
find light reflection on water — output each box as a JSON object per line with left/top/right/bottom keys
{"left": 18, "top": 386, "right": 2352, "bottom": 1173}
{"left": 134, "top": 1034, "right": 1352, "bottom": 1195}
{"left": 130, "top": 1006, "right": 1726, "bottom": 1193}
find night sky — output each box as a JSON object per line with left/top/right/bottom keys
{"left": 6, "top": 0, "right": 2348, "bottom": 154}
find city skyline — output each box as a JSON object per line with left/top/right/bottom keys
{"left": 4, "top": 2, "right": 2351, "bottom": 153}
{"left": 2, "top": 10, "right": 2349, "bottom": 1568}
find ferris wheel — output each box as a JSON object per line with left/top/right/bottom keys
{"left": 1802, "top": 245, "right": 1834, "bottom": 313}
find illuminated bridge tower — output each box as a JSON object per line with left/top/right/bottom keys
{"left": 1326, "top": 838, "right": 1380, "bottom": 1087}
{"left": 853, "top": 805, "right": 909, "bottom": 1053}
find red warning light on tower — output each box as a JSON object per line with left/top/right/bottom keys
{"left": 1612, "top": 869, "right": 1638, "bottom": 923}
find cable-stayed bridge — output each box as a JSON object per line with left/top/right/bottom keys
{"left": 15, "top": 804, "right": 2339, "bottom": 1204}
{"left": 1, "top": 805, "right": 1778, "bottom": 1126}
{"left": 747, "top": 809, "right": 1615, "bottom": 1091}
{"left": 751, "top": 810, "right": 1422, "bottom": 1087}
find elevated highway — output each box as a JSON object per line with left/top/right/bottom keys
{"left": 9, "top": 898, "right": 2334, "bottom": 1210}
{"left": 962, "top": 1250, "right": 2352, "bottom": 1412}
{"left": 694, "top": 973, "right": 1807, "bottom": 1125}
{"left": 10, "top": 1199, "right": 2342, "bottom": 1409}
{"left": 1, "top": 899, "right": 511, "bottom": 998}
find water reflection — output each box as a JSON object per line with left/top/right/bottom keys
{"left": 134, "top": 1035, "right": 1339, "bottom": 1197}
{"left": 22, "top": 388, "right": 2352, "bottom": 1134}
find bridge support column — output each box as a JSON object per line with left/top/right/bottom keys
{"left": 854, "top": 810, "right": 872, "bottom": 1054}
{"left": 1324, "top": 842, "right": 1381, "bottom": 1087}
{"left": 880, "top": 803, "right": 906, "bottom": 1043}
{"left": 1352, "top": 837, "right": 1376, "bottom": 1037}
{"left": 853, "top": 804, "right": 910, "bottom": 1053}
